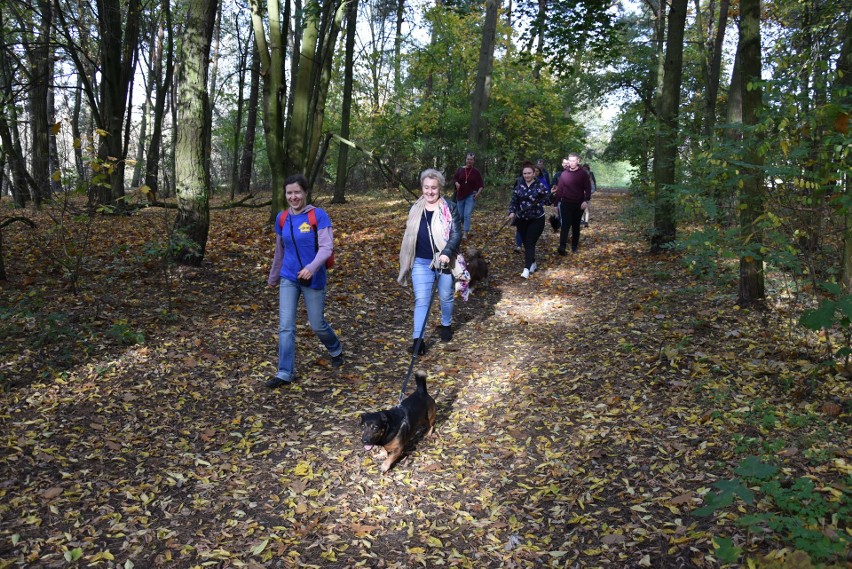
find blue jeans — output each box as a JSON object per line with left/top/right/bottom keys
{"left": 456, "top": 194, "right": 476, "bottom": 233}
{"left": 411, "top": 257, "right": 454, "bottom": 339}
{"left": 277, "top": 279, "right": 341, "bottom": 381}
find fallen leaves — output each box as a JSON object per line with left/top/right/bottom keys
{"left": 0, "top": 193, "right": 849, "bottom": 567}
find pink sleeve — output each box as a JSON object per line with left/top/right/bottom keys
{"left": 267, "top": 234, "right": 283, "bottom": 285}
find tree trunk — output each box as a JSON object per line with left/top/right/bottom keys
{"left": 95, "top": 0, "right": 141, "bottom": 207}
{"left": 250, "top": 0, "right": 288, "bottom": 214}
{"left": 284, "top": 1, "right": 344, "bottom": 181}
{"left": 393, "top": 0, "right": 404, "bottom": 97}
{"left": 651, "top": 0, "right": 687, "bottom": 251}
{"left": 0, "top": 11, "right": 32, "bottom": 207}
{"left": 333, "top": 0, "right": 358, "bottom": 204}
{"left": 28, "top": 0, "right": 53, "bottom": 207}
{"left": 172, "top": 0, "right": 218, "bottom": 266}
{"left": 468, "top": 0, "right": 499, "bottom": 156}
{"left": 132, "top": 21, "right": 156, "bottom": 189}
{"left": 737, "top": 0, "right": 765, "bottom": 304}
{"left": 145, "top": 4, "right": 174, "bottom": 200}
{"left": 703, "top": 0, "right": 728, "bottom": 138}
{"left": 837, "top": 19, "right": 852, "bottom": 290}
{"left": 229, "top": 24, "right": 250, "bottom": 200}
{"left": 237, "top": 42, "right": 260, "bottom": 196}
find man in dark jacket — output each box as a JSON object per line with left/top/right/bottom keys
{"left": 552, "top": 153, "right": 592, "bottom": 255}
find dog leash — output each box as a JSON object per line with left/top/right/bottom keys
{"left": 398, "top": 267, "right": 441, "bottom": 404}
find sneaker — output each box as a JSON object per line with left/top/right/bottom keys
{"left": 266, "top": 376, "right": 293, "bottom": 388}
{"left": 331, "top": 353, "right": 344, "bottom": 368}
{"left": 406, "top": 340, "right": 427, "bottom": 355}
{"left": 521, "top": 268, "right": 530, "bottom": 279}
{"left": 557, "top": 248, "right": 567, "bottom": 256}
{"left": 571, "top": 247, "right": 578, "bottom": 253}
{"left": 514, "top": 246, "right": 522, "bottom": 253}
{"left": 438, "top": 325, "right": 453, "bottom": 342}
{"left": 530, "top": 262, "right": 537, "bottom": 274}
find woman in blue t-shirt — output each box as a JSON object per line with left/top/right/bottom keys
{"left": 266, "top": 174, "right": 343, "bottom": 387}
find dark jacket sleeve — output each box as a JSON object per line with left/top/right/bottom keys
{"left": 582, "top": 172, "right": 593, "bottom": 202}
{"left": 442, "top": 200, "right": 463, "bottom": 257}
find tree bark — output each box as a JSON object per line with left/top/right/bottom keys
{"left": 837, "top": 19, "right": 852, "bottom": 290}
{"left": 250, "top": 0, "right": 288, "bottom": 214}
{"left": 172, "top": 0, "right": 218, "bottom": 265}
{"left": 737, "top": 0, "right": 765, "bottom": 304}
{"left": 468, "top": 0, "right": 499, "bottom": 156}
{"left": 28, "top": 0, "right": 53, "bottom": 207}
{"left": 702, "top": 0, "right": 728, "bottom": 138}
{"left": 284, "top": 1, "right": 345, "bottom": 183}
{"left": 237, "top": 42, "right": 260, "bottom": 196}
{"left": 145, "top": 4, "right": 175, "bottom": 200}
{"left": 94, "top": 0, "right": 141, "bottom": 207}
{"left": 333, "top": 0, "right": 358, "bottom": 204}
{"left": 651, "top": 0, "right": 687, "bottom": 251}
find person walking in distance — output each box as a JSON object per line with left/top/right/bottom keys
{"left": 552, "top": 153, "right": 592, "bottom": 255}
{"left": 452, "top": 152, "right": 484, "bottom": 240}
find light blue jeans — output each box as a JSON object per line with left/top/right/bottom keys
{"left": 411, "top": 257, "right": 454, "bottom": 339}
{"left": 456, "top": 194, "right": 476, "bottom": 233}
{"left": 277, "top": 279, "right": 341, "bottom": 381}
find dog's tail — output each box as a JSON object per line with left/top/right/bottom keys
{"left": 414, "top": 371, "right": 428, "bottom": 394}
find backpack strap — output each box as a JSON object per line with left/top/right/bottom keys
{"left": 307, "top": 209, "right": 319, "bottom": 254}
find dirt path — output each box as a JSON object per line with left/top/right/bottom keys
{"left": 1, "top": 192, "right": 845, "bottom": 568}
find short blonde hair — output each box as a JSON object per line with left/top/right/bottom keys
{"left": 420, "top": 168, "right": 445, "bottom": 188}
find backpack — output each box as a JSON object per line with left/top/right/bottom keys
{"left": 278, "top": 208, "right": 335, "bottom": 269}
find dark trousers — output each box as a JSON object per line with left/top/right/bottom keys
{"left": 558, "top": 201, "right": 584, "bottom": 252}
{"left": 517, "top": 215, "right": 545, "bottom": 269}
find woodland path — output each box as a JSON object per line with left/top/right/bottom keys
{"left": 0, "top": 190, "right": 847, "bottom": 568}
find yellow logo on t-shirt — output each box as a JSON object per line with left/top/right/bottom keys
{"left": 298, "top": 221, "right": 312, "bottom": 233}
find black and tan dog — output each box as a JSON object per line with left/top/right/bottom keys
{"left": 360, "top": 371, "right": 436, "bottom": 472}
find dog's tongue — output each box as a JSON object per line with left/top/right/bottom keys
{"left": 364, "top": 445, "right": 373, "bottom": 451}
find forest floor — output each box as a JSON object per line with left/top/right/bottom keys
{"left": 0, "top": 190, "right": 849, "bottom": 568}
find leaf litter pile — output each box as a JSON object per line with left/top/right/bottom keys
{"left": 1, "top": 191, "right": 849, "bottom": 568}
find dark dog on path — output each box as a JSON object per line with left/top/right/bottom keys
{"left": 465, "top": 247, "right": 489, "bottom": 292}
{"left": 360, "top": 371, "right": 436, "bottom": 473}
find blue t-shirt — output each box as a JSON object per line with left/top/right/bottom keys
{"left": 274, "top": 208, "right": 332, "bottom": 289}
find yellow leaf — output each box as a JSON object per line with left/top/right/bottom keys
{"left": 90, "top": 550, "right": 115, "bottom": 562}
{"left": 51, "top": 122, "right": 61, "bottom": 135}
{"left": 408, "top": 547, "right": 425, "bottom": 554}
{"left": 426, "top": 536, "right": 443, "bottom": 547}
{"left": 51, "top": 170, "right": 61, "bottom": 182}
{"left": 293, "top": 461, "right": 313, "bottom": 477}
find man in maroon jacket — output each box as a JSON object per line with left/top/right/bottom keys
{"left": 552, "top": 153, "right": 591, "bottom": 255}
{"left": 453, "top": 152, "right": 484, "bottom": 239}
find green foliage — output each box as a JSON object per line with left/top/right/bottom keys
{"left": 713, "top": 536, "right": 742, "bottom": 565}
{"left": 799, "top": 283, "right": 852, "bottom": 363}
{"left": 106, "top": 321, "right": 145, "bottom": 346}
{"left": 694, "top": 456, "right": 849, "bottom": 563}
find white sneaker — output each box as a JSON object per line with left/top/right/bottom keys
{"left": 521, "top": 268, "right": 530, "bottom": 279}
{"left": 530, "top": 262, "right": 537, "bottom": 273}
